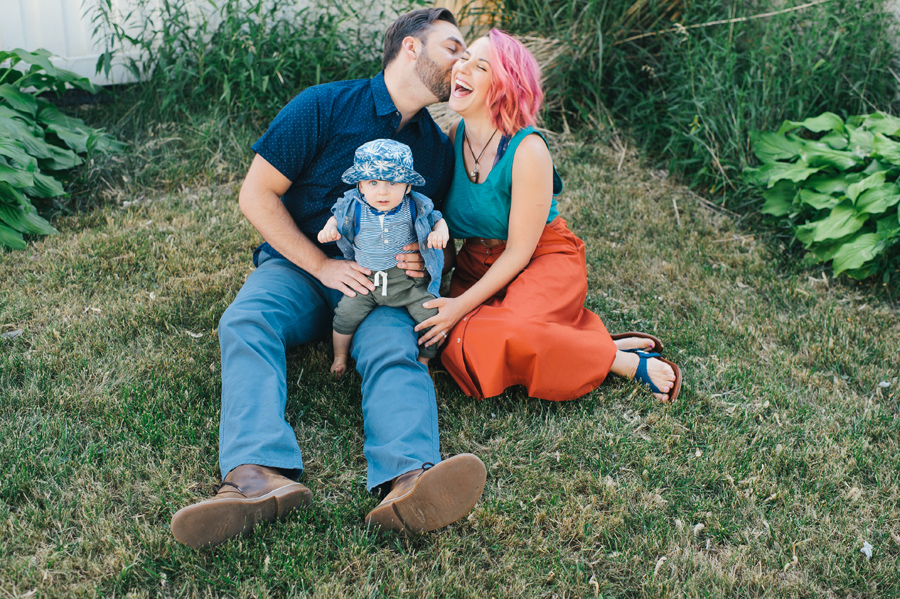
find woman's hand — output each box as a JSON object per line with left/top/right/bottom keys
{"left": 415, "top": 296, "right": 471, "bottom": 348}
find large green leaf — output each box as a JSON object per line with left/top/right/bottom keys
{"left": 0, "top": 220, "right": 26, "bottom": 249}
{"left": 0, "top": 83, "right": 39, "bottom": 117}
{"left": 806, "top": 172, "right": 862, "bottom": 194}
{"left": 863, "top": 159, "right": 895, "bottom": 175}
{"left": 24, "top": 171, "right": 66, "bottom": 198}
{"left": 761, "top": 181, "right": 796, "bottom": 216}
{"left": 750, "top": 131, "right": 804, "bottom": 163}
{"left": 832, "top": 233, "right": 884, "bottom": 275}
{"left": 0, "top": 139, "right": 36, "bottom": 169}
{"left": 846, "top": 124, "right": 874, "bottom": 155}
{"left": 820, "top": 131, "right": 848, "bottom": 150}
{"left": 38, "top": 105, "right": 92, "bottom": 153}
{"left": 806, "top": 202, "right": 868, "bottom": 244}
{"left": 0, "top": 112, "right": 56, "bottom": 160}
{"left": 0, "top": 161, "right": 35, "bottom": 188}
{"left": 861, "top": 112, "right": 900, "bottom": 136}
{"left": 0, "top": 181, "right": 29, "bottom": 207}
{"left": 2, "top": 48, "right": 96, "bottom": 94}
{"left": 0, "top": 202, "right": 56, "bottom": 235}
{"left": 798, "top": 188, "right": 841, "bottom": 211}
{"left": 876, "top": 214, "right": 900, "bottom": 238}
{"left": 847, "top": 171, "right": 886, "bottom": 202}
{"left": 800, "top": 141, "right": 862, "bottom": 171}
{"left": 872, "top": 134, "right": 900, "bottom": 165}
{"left": 855, "top": 184, "right": 900, "bottom": 215}
{"left": 38, "top": 142, "right": 83, "bottom": 171}
{"left": 759, "top": 160, "right": 822, "bottom": 187}
{"left": 777, "top": 112, "right": 845, "bottom": 135}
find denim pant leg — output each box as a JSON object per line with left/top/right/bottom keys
{"left": 351, "top": 306, "right": 442, "bottom": 490}
{"left": 218, "top": 254, "right": 341, "bottom": 479}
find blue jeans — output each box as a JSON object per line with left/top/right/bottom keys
{"left": 217, "top": 250, "right": 441, "bottom": 490}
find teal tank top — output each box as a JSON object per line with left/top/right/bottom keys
{"left": 443, "top": 122, "right": 563, "bottom": 240}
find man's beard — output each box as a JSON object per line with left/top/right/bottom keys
{"left": 415, "top": 44, "right": 451, "bottom": 102}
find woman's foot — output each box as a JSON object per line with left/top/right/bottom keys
{"left": 613, "top": 336, "right": 656, "bottom": 352}
{"left": 610, "top": 350, "right": 678, "bottom": 402}
{"left": 611, "top": 331, "right": 663, "bottom": 352}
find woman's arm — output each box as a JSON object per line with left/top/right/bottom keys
{"left": 416, "top": 134, "right": 553, "bottom": 345}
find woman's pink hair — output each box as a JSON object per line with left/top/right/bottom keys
{"left": 485, "top": 29, "right": 543, "bottom": 136}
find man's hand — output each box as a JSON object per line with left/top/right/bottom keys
{"left": 397, "top": 241, "right": 426, "bottom": 278}
{"left": 314, "top": 258, "right": 374, "bottom": 297}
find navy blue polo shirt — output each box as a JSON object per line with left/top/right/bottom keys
{"left": 251, "top": 72, "right": 454, "bottom": 260}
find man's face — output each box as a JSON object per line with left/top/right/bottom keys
{"left": 415, "top": 20, "right": 466, "bottom": 102}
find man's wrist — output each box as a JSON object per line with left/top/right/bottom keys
{"left": 308, "top": 253, "right": 330, "bottom": 279}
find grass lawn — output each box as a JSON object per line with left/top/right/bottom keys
{"left": 2, "top": 117, "right": 899, "bottom": 598}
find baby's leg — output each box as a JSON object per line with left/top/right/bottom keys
{"left": 332, "top": 331, "right": 353, "bottom": 376}
{"left": 332, "top": 289, "right": 377, "bottom": 377}
{"left": 405, "top": 285, "right": 441, "bottom": 366}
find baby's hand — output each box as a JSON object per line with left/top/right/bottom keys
{"left": 317, "top": 228, "right": 341, "bottom": 243}
{"left": 427, "top": 230, "right": 449, "bottom": 249}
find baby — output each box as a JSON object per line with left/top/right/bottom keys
{"left": 317, "top": 139, "right": 449, "bottom": 375}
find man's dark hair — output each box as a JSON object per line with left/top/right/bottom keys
{"left": 382, "top": 8, "right": 458, "bottom": 71}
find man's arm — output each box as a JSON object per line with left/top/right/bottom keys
{"left": 239, "top": 154, "right": 374, "bottom": 297}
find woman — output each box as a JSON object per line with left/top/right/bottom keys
{"left": 417, "top": 29, "right": 681, "bottom": 402}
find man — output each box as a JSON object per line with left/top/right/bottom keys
{"left": 170, "top": 8, "right": 486, "bottom": 548}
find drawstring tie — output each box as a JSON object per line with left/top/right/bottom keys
{"left": 373, "top": 270, "right": 388, "bottom": 296}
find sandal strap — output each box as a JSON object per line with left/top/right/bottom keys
{"left": 630, "top": 351, "right": 663, "bottom": 393}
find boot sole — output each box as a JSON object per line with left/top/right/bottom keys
{"left": 366, "top": 453, "right": 486, "bottom": 535}
{"left": 171, "top": 482, "right": 312, "bottom": 548}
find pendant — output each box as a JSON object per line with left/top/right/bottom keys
{"left": 470, "top": 164, "right": 479, "bottom": 183}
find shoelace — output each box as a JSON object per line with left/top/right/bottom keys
{"left": 213, "top": 481, "right": 244, "bottom": 495}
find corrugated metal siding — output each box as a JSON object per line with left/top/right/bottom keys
{"left": 0, "top": 0, "right": 153, "bottom": 85}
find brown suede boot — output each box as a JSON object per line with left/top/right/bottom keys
{"left": 365, "top": 453, "right": 486, "bottom": 535}
{"left": 171, "top": 464, "right": 312, "bottom": 548}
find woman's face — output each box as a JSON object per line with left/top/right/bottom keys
{"left": 448, "top": 37, "right": 492, "bottom": 116}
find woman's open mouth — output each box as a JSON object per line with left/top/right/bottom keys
{"left": 453, "top": 78, "right": 473, "bottom": 98}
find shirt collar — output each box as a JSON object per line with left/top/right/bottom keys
{"left": 371, "top": 71, "right": 423, "bottom": 126}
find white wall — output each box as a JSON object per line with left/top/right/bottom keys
{"left": 0, "top": 0, "right": 158, "bottom": 85}
{"left": 1, "top": 0, "right": 475, "bottom": 87}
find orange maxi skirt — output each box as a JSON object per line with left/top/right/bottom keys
{"left": 441, "top": 217, "right": 617, "bottom": 401}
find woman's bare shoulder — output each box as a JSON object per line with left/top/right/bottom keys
{"left": 513, "top": 132, "right": 552, "bottom": 170}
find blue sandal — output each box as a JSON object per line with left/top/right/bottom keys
{"left": 623, "top": 349, "right": 682, "bottom": 402}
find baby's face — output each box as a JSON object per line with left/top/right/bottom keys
{"left": 359, "top": 179, "right": 408, "bottom": 212}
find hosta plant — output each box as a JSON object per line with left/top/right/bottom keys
{"left": 0, "top": 48, "right": 123, "bottom": 250}
{"left": 745, "top": 112, "right": 900, "bottom": 281}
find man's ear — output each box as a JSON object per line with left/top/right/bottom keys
{"left": 401, "top": 35, "right": 421, "bottom": 60}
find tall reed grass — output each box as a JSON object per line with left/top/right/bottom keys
{"left": 492, "top": 0, "right": 900, "bottom": 203}
{"left": 88, "top": 0, "right": 415, "bottom": 122}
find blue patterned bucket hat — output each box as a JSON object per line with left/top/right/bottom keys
{"left": 341, "top": 139, "right": 426, "bottom": 187}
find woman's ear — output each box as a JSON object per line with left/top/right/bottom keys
{"left": 406, "top": 184, "right": 412, "bottom": 195}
